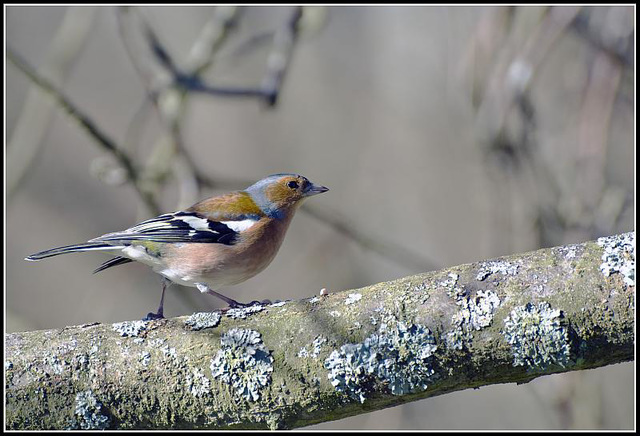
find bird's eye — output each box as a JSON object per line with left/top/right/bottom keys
{"left": 287, "top": 181, "right": 299, "bottom": 190}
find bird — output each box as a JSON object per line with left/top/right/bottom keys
{"left": 25, "top": 173, "right": 329, "bottom": 319}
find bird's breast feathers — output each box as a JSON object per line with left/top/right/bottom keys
{"left": 158, "top": 215, "right": 294, "bottom": 288}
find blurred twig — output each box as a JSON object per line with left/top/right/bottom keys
{"left": 7, "top": 7, "right": 96, "bottom": 199}
{"left": 260, "top": 6, "right": 303, "bottom": 105}
{"left": 12, "top": 7, "right": 439, "bottom": 318}
{"left": 116, "top": 6, "right": 305, "bottom": 213}
{"left": 467, "top": 5, "right": 634, "bottom": 255}
{"left": 464, "top": 6, "right": 634, "bottom": 262}
{"left": 467, "top": 7, "right": 583, "bottom": 253}
{"left": 475, "top": 6, "right": 582, "bottom": 150}
{"left": 7, "top": 48, "right": 161, "bottom": 216}
{"left": 122, "top": 6, "right": 303, "bottom": 106}
{"left": 195, "top": 173, "right": 441, "bottom": 272}
{"left": 570, "top": 6, "right": 634, "bottom": 68}
{"left": 301, "top": 203, "right": 441, "bottom": 273}
{"left": 116, "top": 6, "right": 305, "bottom": 209}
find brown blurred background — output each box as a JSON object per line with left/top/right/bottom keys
{"left": 6, "top": 6, "right": 635, "bottom": 430}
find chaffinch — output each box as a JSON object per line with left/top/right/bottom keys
{"left": 26, "top": 173, "right": 329, "bottom": 319}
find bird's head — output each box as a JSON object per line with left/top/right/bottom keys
{"left": 246, "top": 173, "right": 329, "bottom": 218}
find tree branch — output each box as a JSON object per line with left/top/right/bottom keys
{"left": 7, "top": 7, "right": 96, "bottom": 200}
{"left": 6, "top": 233, "right": 634, "bottom": 430}
{"left": 7, "top": 48, "right": 162, "bottom": 217}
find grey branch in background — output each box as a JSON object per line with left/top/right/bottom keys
{"left": 9, "top": 20, "right": 438, "bottom": 281}
{"left": 7, "top": 48, "right": 162, "bottom": 217}
{"left": 7, "top": 7, "right": 96, "bottom": 199}
{"left": 195, "top": 173, "right": 442, "bottom": 272}
{"left": 5, "top": 233, "right": 634, "bottom": 429}
{"left": 465, "top": 6, "right": 634, "bottom": 252}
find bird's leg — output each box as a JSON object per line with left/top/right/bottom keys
{"left": 204, "top": 288, "right": 243, "bottom": 308}
{"left": 144, "top": 277, "right": 171, "bottom": 320}
{"left": 196, "top": 283, "right": 270, "bottom": 308}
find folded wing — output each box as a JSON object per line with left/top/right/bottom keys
{"left": 90, "top": 211, "right": 241, "bottom": 245}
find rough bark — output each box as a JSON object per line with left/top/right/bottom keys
{"left": 5, "top": 232, "right": 635, "bottom": 430}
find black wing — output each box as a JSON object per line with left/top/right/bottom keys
{"left": 90, "top": 211, "right": 239, "bottom": 245}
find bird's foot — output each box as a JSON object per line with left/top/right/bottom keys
{"left": 227, "top": 299, "right": 272, "bottom": 309}
{"left": 143, "top": 311, "right": 165, "bottom": 321}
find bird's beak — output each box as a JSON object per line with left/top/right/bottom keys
{"left": 305, "top": 183, "right": 329, "bottom": 196}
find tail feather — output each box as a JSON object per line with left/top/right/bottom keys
{"left": 93, "top": 256, "right": 133, "bottom": 274}
{"left": 25, "top": 243, "right": 124, "bottom": 261}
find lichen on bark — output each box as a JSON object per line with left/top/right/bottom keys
{"left": 5, "top": 232, "right": 635, "bottom": 429}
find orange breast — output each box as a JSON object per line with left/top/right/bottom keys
{"left": 160, "top": 212, "right": 295, "bottom": 288}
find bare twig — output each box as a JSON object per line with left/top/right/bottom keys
{"left": 301, "top": 202, "right": 441, "bottom": 273}
{"left": 11, "top": 8, "right": 439, "bottom": 277}
{"left": 186, "top": 6, "right": 241, "bottom": 75}
{"left": 570, "top": 7, "right": 634, "bottom": 68}
{"left": 194, "top": 173, "right": 441, "bottom": 272}
{"left": 468, "top": 6, "right": 584, "bottom": 251}
{"left": 475, "top": 6, "right": 582, "bottom": 144}
{"left": 259, "top": 6, "right": 303, "bottom": 106}
{"left": 576, "top": 51, "right": 622, "bottom": 218}
{"left": 137, "top": 6, "right": 303, "bottom": 105}
{"left": 7, "top": 7, "right": 96, "bottom": 199}
{"left": 7, "top": 48, "right": 161, "bottom": 216}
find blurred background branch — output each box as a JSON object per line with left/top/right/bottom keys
{"left": 7, "top": 5, "right": 634, "bottom": 430}
{"left": 458, "top": 9, "right": 634, "bottom": 429}
{"left": 7, "top": 7, "right": 96, "bottom": 199}
{"left": 462, "top": 6, "right": 634, "bottom": 253}
{"left": 10, "top": 6, "right": 439, "bottom": 289}
{"left": 7, "top": 48, "right": 162, "bottom": 216}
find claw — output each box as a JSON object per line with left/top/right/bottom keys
{"left": 231, "top": 299, "right": 272, "bottom": 308}
{"left": 201, "top": 285, "right": 272, "bottom": 309}
{"left": 144, "top": 311, "right": 164, "bottom": 321}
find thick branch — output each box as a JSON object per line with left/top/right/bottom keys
{"left": 5, "top": 233, "right": 634, "bottom": 429}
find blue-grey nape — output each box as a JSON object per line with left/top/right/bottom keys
{"left": 246, "top": 174, "right": 308, "bottom": 219}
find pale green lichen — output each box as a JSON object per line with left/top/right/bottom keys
{"left": 226, "top": 305, "right": 264, "bottom": 319}
{"left": 148, "top": 338, "right": 166, "bottom": 348}
{"left": 439, "top": 273, "right": 464, "bottom": 297}
{"left": 161, "top": 345, "right": 177, "bottom": 358}
{"left": 439, "top": 272, "right": 459, "bottom": 289}
{"left": 403, "top": 281, "right": 432, "bottom": 306}
{"left": 502, "top": 302, "right": 571, "bottom": 370}
{"left": 43, "top": 354, "right": 65, "bottom": 375}
{"left": 210, "top": 329, "right": 274, "bottom": 402}
{"left": 185, "top": 312, "right": 221, "bottom": 330}
{"left": 324, "top": 315, "right": 437, "bottom": 403}
{"left": 299, "top": 336, "right": 328, "bottom": 359}
{"left": 311, "top": 336, "right": 327, "bottom": 358}
{"left": 477, "top": 260, "right": 519, "bottom": 281}
{"left": 446, "top": 290, "right": 501, "bottom": 350}
{"left": 112, "top": 320, "right": 147, "bottom": 337}
{"left": 345, "top": 293, "right": 362, "bottom": 305}
{"left": 139, "top": 351, "right": 151, "bottom": 367}
{"left": 557, "top": 244, "right": 579, "bottom": 259}
{"left": 186, "top": 368, "right": 211, "bottom": 397}
{"left": 445, "top": 283, "right": 501, "bottom": 351}
{"left": 70, "top": 390, "right": 110, "bottom": 430}
{"left": 597, "top": 232, "right": 635, "bottom": 287}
